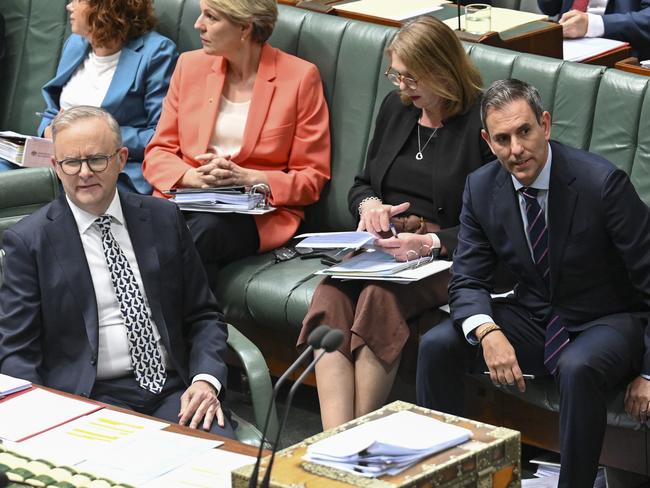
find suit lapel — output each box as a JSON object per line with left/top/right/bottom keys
{"left": 51, "top": 40, "right": 90, "bottom": 89}
{"left": 44, "top": 195, "right": 99, "bottom": 356}
{"left": 119, "top": 193, "right": 170, "bottom": 347}
{"left": 197, "top": 57, "right": 227, "bottom": 153}
{"left": 547, "top": 144, "right": 578, "bottom": 298}
{"left": 494, "top": 169, "right": 547, "bottom": 290}
{"left": 102, "top": 37, "right": 144, "bottom": 113}
{"left": 235, "top": 44, "right": 276, "bottom": 163}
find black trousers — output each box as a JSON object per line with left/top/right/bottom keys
{"left": 416, "top": 299, "right": 644, "bottom": 488}
{"left": 183, "top": 211, "right": 260, "bottom": 290}
{"left": 91, "top": 372, "right": 236, "bottom": 439}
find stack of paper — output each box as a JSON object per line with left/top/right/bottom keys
{"left": 304, "top": 411, "right": 471, "bottom": 477}
{"left": 169, "top": 187, "right": 274, "bottom": 214}
{"left": 526, "top": 453, "right": 606, "bottom": 488}
{"left": 563, "top": 37, "right": 628, "bottom": 62}
{"left": 296, "top": 231, "right": 376, "bottom": 250}
{"left": 0, "top": 131, "right": 53, "bottom": 167}
{"left": 0, "top": 373, "right": 31, "bottom": 397}
{"left": 315, "top": 249, "right": 452, "bottom": 282}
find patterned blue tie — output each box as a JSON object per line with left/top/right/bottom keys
{"left": 520, "top": 188, "right": 570, "bottom": 374}
{"left": 96, "top": 215, "right": 166, "bottom": 393}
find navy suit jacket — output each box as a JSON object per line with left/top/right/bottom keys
{"left": 449, "top": 141, "right": 650, "bottom": 372}
{"left": 0, "top": 192, "right": 228, "bottom": 398}
{"left": 538, "top": 0, "right": 650, "bottom": 59}
{"left": 38, "top": 32, "right": 178, "bottom": 193}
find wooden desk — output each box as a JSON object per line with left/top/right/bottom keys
{"left": 281, "top": 0, "right": 563, "bottom": 58}
{"left": 615, "top": 57, "right": 650, "bottom": 76}
{"left": 582, "top": 43, "right": 633, "bottom": 68}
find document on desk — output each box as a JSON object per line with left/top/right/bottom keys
{"left": 76, "top": 430, "right": 222, "bottom": 486}
{"left": 443, "top": 8, "right": 546, "bottom": 32}
{"left": 12, "top": 409, "right": 169, "bottom": 465}
{"left": 146, "top": 449, "right": 255, "bottom": 488}
{"left": 563, "top": 37, "right": 628, "bottom": 62}
{"left": 0, "top": 388, "right": 102, "bottom": 442}
{"left": 304, "top": 410, "right": 472, "bottom": 477}
{"left": 334, "top": 0, "right": 448, "bottom": 20}
{"left": 0, "top": 373, "right": 31, "bottom": 397}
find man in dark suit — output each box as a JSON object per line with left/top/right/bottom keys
{"left": 537, "top": 0, "right": 650, "bottom": 60}
{"left": 416, "top": 79, "right": 650, "bottom": 488}
{"left": 0, "top": 106, "right": 234, "bottom": 438}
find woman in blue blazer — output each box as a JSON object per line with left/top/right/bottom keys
{"left": 0, "top": 0, "right": 178, "bottom": 194}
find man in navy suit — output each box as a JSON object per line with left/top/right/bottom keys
{"left": 0, "top": 106, "right": 234, "bottom": 438}
{"left": 538, "top": 0, "right": 650, "bottom": 60}
{"left": 416, "top": 79, "right": 650, "bottom": 488}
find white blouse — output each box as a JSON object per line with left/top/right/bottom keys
{"left": 60, "top": 50, "right": 121, "bottom": 110}
{"left": 208, "top": 95, "right": 251, "bottom": 157}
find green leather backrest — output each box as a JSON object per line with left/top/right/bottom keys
{"left": 0, "top": 168, "right": 60, "bottom": 241}
{"left": 0, "top": 0, "right": 69, "bottom": 135}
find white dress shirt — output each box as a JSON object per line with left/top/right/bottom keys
{"left": 60, "top": 50, "right": 121, "bottom": 110}
{"left": 67, "top": 192, "right": 220, "bottom": 392}
{"left": 586, "top": 0, "right": 608, "bottom": 38}
{"left": 462, "top": 144, "right": 553, "bottom": 344}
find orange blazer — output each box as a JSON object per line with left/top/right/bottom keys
{"left": 143, "top": 43, "right": 331, "bottom": 252}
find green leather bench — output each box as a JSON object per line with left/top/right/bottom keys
{"left": 2, "top": 0, "right": 650, "bottom": 472}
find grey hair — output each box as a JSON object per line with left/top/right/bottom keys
{"left": 51, "top": 106, "right": 122, "bottom": 147}
{"left": 480, "top": 79, "right": 544, "bottom": 131}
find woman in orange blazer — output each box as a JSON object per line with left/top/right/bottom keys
{"left": 143, "top": 0, "right": 330, "bottom": 271}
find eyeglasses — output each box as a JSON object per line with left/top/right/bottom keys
{"left": 384, "top": 67, "right": 418, "bottom": 90}
{"left": 56, "top": 150, "right": 120, "bottom": 176}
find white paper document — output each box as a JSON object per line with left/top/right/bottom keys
{"left": 335, "top": 0, "right": 449, "bottom": 21}
{"left": 146, "top": 449, "right": 255, "bottom": 488}
{"left": 0, "top": 388, "right": 102, "bottom": 442}
{"left": 0, "top": 374, "right": 31, "bottom": 397}
{"left": 563, "top": 37, "right": 628, "bottom": 62}
{"left": 296, "top": 231, "right": 376, "bottom": 249}
{"left": 76, "top": 430, "right": 222, "bottom": 486}
{"left": 305, "top": 410, "right": 471, "bottom": 477}
{"left": 13, "top": 409, "right": 169, "bottom": 465}
{"left": 0, "top": 131, "right": 53, "bottom": 167}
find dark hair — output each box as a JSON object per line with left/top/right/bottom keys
{"left": 87, "top": 0, "right": 157, "bottom": 48}
{"left": 386, "top": 16, "right": 483, "bottom": 119}
{"left": 480, "top": 79, "right": 544, "bottom": 131}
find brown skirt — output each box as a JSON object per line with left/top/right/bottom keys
{"left": 296, "top": 269, "right": 451, "bottom": 366}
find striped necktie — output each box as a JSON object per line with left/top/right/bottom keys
{"left": 96, "top": 215, "right": 167, "bottom": 394}
{"left": 520, "top": 187, "right": 570, "bottom": 374}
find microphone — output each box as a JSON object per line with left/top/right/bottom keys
{"left": 247, "top": 325, "right": 331, "bottom": 488}
{"left": 259, "top": 329, "right": 344, "bottom": 488}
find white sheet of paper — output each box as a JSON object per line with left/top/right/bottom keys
{"left": 76, "top": 430, "right": 222, "bottom": 486}
{"left": 144, "top": 449, "right": 255, "bottom": 488}
{"left": 0, "top": 374, "right": 31, "bottom": 396}
{"left": 13, "top": 409, "right": 169, "bottom": 465}
{"left": 563, "top": 37, "right": 627, "bottom": 62}
{"left": 335, "top": 0, "right": 449, "bottom": 21}
{"left": 0, "top": 388, "right": 102, "bottom": 442}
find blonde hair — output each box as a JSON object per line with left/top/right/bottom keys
{"left": 205, "top": 0, "right": 277, "bottom": 44}
{"left": 386, "top": 16, "right": 483, "bottom": 119}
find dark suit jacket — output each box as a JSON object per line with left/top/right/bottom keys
{"left": 537, "top": 0, "right": 650, "bottom": 59}
{"left": 348, "top": 91, "right": 493, "bottom": 254}
{"left": 0, "top": 192, "right": 228, "bottom": 397}
{"left": 450, "top": 140, "right": 650, "bottom": 371}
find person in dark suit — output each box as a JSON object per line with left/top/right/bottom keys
{"left": 416, "top": 79, "right": 650, "bottom": 488}
{"left": 0, "top": 106, "right": 234, "bottom": 438}
{"left": 538, "top": 0, "right": 650, "bottom": 60}
{"left": 298, "top": 16, "right": 494, "bottom": 430}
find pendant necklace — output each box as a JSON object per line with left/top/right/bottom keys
{"left": 416, "top": 123, "right": 439, "bottom": 161}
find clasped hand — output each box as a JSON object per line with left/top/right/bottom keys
{"left": 481, "top": 325, "right": 527, "bottom": 393}
{"left": 181, "top": 153, "right": 267, "bottom": 188}
{"left": 559, "top": 10, "right": 589, "bottom": 38}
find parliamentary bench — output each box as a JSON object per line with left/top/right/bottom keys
{"left": 2, "top": 0, "right": 650, "bottom": 474}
